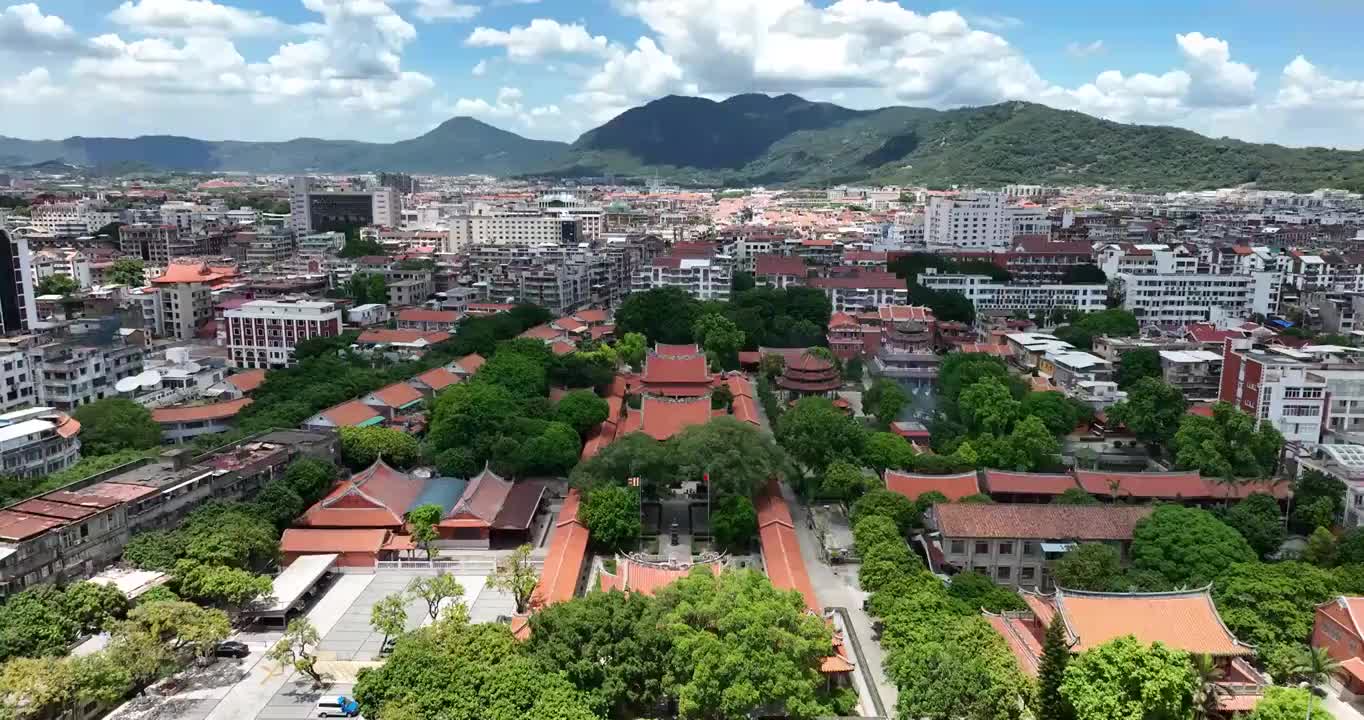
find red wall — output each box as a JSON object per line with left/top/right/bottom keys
{"left": 1313, "top": 601, "right": 1364, "bottom": 664}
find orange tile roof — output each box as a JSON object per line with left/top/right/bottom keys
{"left": 454, "top": 353, "right": 485, "bottom": 374}
{"left": 550, "top": 341, "right": 576, "bottom": 356}
{"left": 1075, "top": 470, "right": 1290, "bottom": 501}
{"left": 1044, "top": 588, "right": 1253, "bottom": 656}
{"left": 320, "top": 400, "right": 382, "bottom": 427}
{"left": 639, "top": 396, "right": 713, "bottom": 440}
{"left": 983, "top": 470, "right": 1077, "bottom": 496}
{"left": 931, "top": 503, "right": 1153, "bottom": 540}
{"left": 414, "top": 367, "right": 460, "bottom": 391}
{"left": 151, "top": 398, "right": 253, "bottom": 424}
{"left": 301, "top": 458, "right": 420, "bottom": 528}
{"left": 573, "top": 309, "right": 608, "bottom": 323}
{"left": 756, "top": 480, "right": 820, "bottom": 615}
{"left": 532, "top": 490, "right": 589, "bottom": 609}
{"left": 885, "top": 470, "right": 980, "bottom": 501}
{"left": 367, "top": 382, "right": 423, "bottom": 409}
{"left": 53, "top": 415, "right": 80, "bottom": 439}
{"left": 520, "top": 324, "right": 561, "bottom": 341}
{"left": 643, "top": 353, "right": 710, "bottom": 384}
{"left": 985, "top": 614, "right": 1043, "bottom": 676}
{"left": 151, "top": 262, "right": 237, "bottom": 285}
{"left": 280, "top": 528, "right": 389, "bottom": 554}
{"left": 598, "top": 558, "right": 721, "bottom": 595}
{"left": 225, "top": 369, "right": 267, "bottom": 393}
{"left": 357, "top": 329, "right": 450, "bottom": 345}
{"left": 396, "top": 308, "right": 460, "bottom": 323}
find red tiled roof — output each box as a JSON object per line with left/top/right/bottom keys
{"left": 756, "top": 480, "right": 820, "bottom": 615}
{"left": 552, "top": 316, "right": 587, "bottom": 333}
{"left": 785, "top": 350, "right": 836, "bottom": 372}
{"left": 985, "top": 614, "right": 1043, "bottom": 676}
{"left": 643, "top": 353, "right": 710, "bottom": 384}
{"left": 732, "top": 395, "right": 759, "bottom": 426}
{"left": 54, "top": 415, "right": 80, "bottom": 439}
{"left": 414, "top": 367, "right": 460, "bottom": 391}
{"left": 886, "top": 470, "right": 980, "bottom": 501}
{"left": 1074, "top": 470, "right": 1289, "bottom": 500}
{"left": 225, "top": 369, "right": 267, "bottom": 393}
{"left": 442, "top": 467, "right": 543, "bottom": 530}
{"left": 573, "top": 309, "right": 608, "bottom": 324}
{"left": 983, "top": 470, "right": 1077, "bottom": 496}
{"left": 520, "top": 324, "right": 561, "bottom": 341}
{"left": 367, "top": 382, "right": 423, "bottom": 409}
{"left": 75, "top": 482, "right": 157, "bottom": 503}
{"left": 550, "top": 341, "right": 576, "bottom": 356}
{"left": 808, "top": 272, "right": 903, "bottom": 290}
{"left": 932, "top": 504, "right": 1153, "bottom": 540}
{"left": 639, "top": 396, "right": 713, "bottom": 440}
{"left": 532, "top": 490, "right": 589, "bottom": 609}
{"left": 754, "top": 255, "right": 808, "bottom": 277}
{"left": 828, "top": 312, "right": 859, "bottom": 329}
{"left": 599, "top": 558, "right": 720, "bottom": 595}
{"left": 280, "top": 528, "right": 389, "bottom": 554}
{"left": 11, "top": 498, "right": 97, "bottom": 521}
{"left": 357, "top": 329, "right": 450, "bottom": 345}
{"left": 454, "top": 353, "right": 485, "bottom": 374}
{"left": 0, "top": 510, "right": 66, "bottom": 541}
{"left": 152, "top": 398, "right": 252, "bottom": 424}
{"left": 1040, "top": 588, "right": 1252, "bottom": 656}
{"left": 725, "top": 374, "right": 754, "bottom": 398}
{"left": 654, "top": 343, "right": 701, "bottom": 357}
{"left": 319, "top": 400, "right": 382, "bottom": 428}
{"left": 396, "top": 308, "right": 460, "bottom": 323}
{"left": 877, "top": 305, "right": 934, "bottom": 323}
{"left": 151, "top": 262, "right": 237, "bottom": 285}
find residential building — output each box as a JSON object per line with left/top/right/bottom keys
{"left": 926, "top": 503, "right": 1154, "bottom": 590}
{"left": 1158, "top": 349, "right": 1224, "bottom": 401}
{"left": 1118, "top": 272, "right": 1272, "bottom": 323}
{"left": 925, "top": 192, "right": 1009, "bottom": 249}
{"left": 242, "top": 229, "right": 297, "bottom": 265}
{"left": 1038, "top": 350, "right": 1114, "bottom": 392}
{"left": 538, "top": 193, "right": 604, "bottom": 240}
{"left": 446, "top": 206, "right": 581, "bottom": 251}
{"left": 384, "top": 268, "right": 435, "bottom": 307}
{"left": 296, "top": 231, "right": 346, "bottom": 256}
{"left": 28, "top": 337, "right": 146, "bottom": 411}
{"left": 290, "top": 177, "right": 399, "bottom": 233}
{"left": 30, "top": 249, "right": 92, "bottom": 289}
{"left": 808, "top": 271, "right": 907, "bottom": 312}
{"left": 634, "top": 256, "right": 732, "bottom": 301}
{"left": 1219, "top": 338, "right": 1331, "bottom": 445}
{"left": 150, "top": 262, "right": 241, "bottom": 341}
{"left": 224, "top": 298, "right": 343, "bottom": 369}
{"left": 150, "top": 398, "right": 253, "bottom": 444}
{"left": 0, "top": 229, "right": 37, "bottom": 335}
{"left": 0, "top": 407, "right": 81, "bottom": 478}
{"left": 117, "top": 224, "right": 229, "bottom": 265}
{"left": 395, "top": 308, "right": 461, "bottom": 332}
{"left": 0, "top": 350, "right": 35, "bottom": 412}
{"left": 917, "top": 272, "right": 1107, "bottom": 314}
{"left": 1004, "top": 237, "right": 1095, "bottom": 284}
{"left": 754, "top": 255, "right": 809, "bottom": 289}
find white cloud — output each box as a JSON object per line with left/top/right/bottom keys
{"left": 108, "top": 0, "right": 289, "bottom": 37}
{"left": 0, "top": 3, "right": 85, "bottom": 53}
{"left": 438, "top": 86, "right": 562, "bottom": 129}
{"left": 1175, "top": 31, "right": 1257, "bottom": 107}
{"left": 1277, "top": 56, "right": 1364, "bottom": 110}
{"left": 971, "top": 14, "right": 1022, "bottom": 31}
{"left": 466, "top": 18, "right": 610, "bottom": 61}
{"left": 471, "top": 59, "right": 487, "bottom": 75}
{"left": 410, "top": 0, "right": 478, "bottom": 22}
{"left": 574, "top": 37, "right": 694, "bottom": 121}
{"left": 1066, "top": 40, "right": 1104, "bottom": 58}
{"left": 0, "top": 66, "right": 62, "bottom": 104}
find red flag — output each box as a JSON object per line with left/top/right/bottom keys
{"left": 703, "top": 472, "right": 709, "bottom": 485}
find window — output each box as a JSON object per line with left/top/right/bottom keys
{"left": 1022, "top": 542, "right": 1037, "bottom": 556}
{"left": 975, "top": 541, "right": 990, "bottom": 555}
{"left": 1021, "top": 567, "right": 1036, "bottom": 581}
{"left": 996, "top": 566, "right": 1011, "bottom": 580}
{"left": 998, "top": 541, "right": 1015, "bottom": 555}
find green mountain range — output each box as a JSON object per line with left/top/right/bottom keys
{"left": 4, "top": 95, "right": 1364, "bottom": 191}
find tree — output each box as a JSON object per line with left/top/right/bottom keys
{"left": 104, "top": 627, "right": 172, "bottom": 697}
{"left": 106, "top": 258, "right": 146, "bottom": 287}
{"left": 581, "top": 485, "right": 641, "bottom": 553}
{"left": 267, "top": 618, "right": 326, "bottom": 686}
{"left": 61, "top": 581, "right": 129, "bottom": 634}
{"left": 521, "top": 421, "right": 582, "bottom": 476}
{"left": 1022, "top": 391, "right": 1082, "bottom": 436}
{"left": 1222, "top": 493, "right": 1286, "bottom": 558}
{"left": 850, "top": 488, "right": 918, "bottom": 534}
{"left": 1247, "top": 686, "right": 1337, "bottom": 720}
{"left": 72, "top": 398, "right": 161, "bottom": 455}
{"left": 1130, "top": 505, "right": 1257, "bottom": 588}
{"left": 556, "top": 390, "right": 610, "bottom": 437}
{"left": 370, "top": 593, "right": 408, "bottom": 647}
{"left": 711, "top": 384, "right": 734, "bottom": 410}
{"left": 862, "top": 432, "right": 916, "bottom": 473}
{"left": 1173, "top": 402, "right": 1284, "bottom": 479}
{"left": 1212, "top": 561, "right": 1338, "bottom": 649}
{"left": 843, "top": 356, "right": 863, "bottom": 383}
{"left": 863, "top": 379, "right": 909, "bottom": 429}
{"left": 1059, "top": 636, "right": 1197, "bottom": 720}
{"left": 1007, "top": 415, "right": 1063, "bottom": 471}
{"left": 124, "top": 600, "right": 229, "bottom": 657}
{"left": 1292, "top": 470, "right": 1346, "bottom": 533}
{"left": 1116, "top": 348, "right": 1162, "bottom": 389}
{"left": 693, "top": 313, "right": 745, "bottom": 370}
{"left": 670, "top": 417, "right": 790, "bottom": 500}
{"left": 407, "top": 573, "right": 465, "bottom": 621}
{"left": 819, "top": 461, "right": 869, "bottom": 502}
{"left": 1053, "top": 308, "right": 1139, "bottom": 350}
{"left": 616, "top": 287, "right": 702, "bottom": 345}
{"left": 887, "top": 614, "right": 1030, "bottom": 720}
{"left": 1036, "top": 616, "right": 1074, "bottom": 720}
{"left": 1105, "top": 378, "right": 1187, "bottom": 450}
{"left": 338, "top": 425, "right": 420, "bottom": 469}
{"left": 1288, "top": 646, "right": 1342, "bottom": 689}
{"left": 1053, "top": 487, "right": 1099, "bottom": 505}
{"left": 171, "top": 560, "right": 272, "bottom": 612}
{"left": 1189, "top": 653, "right": 1228, "bottom": 720}
{"left": 36, "top": 273, "right": 78, "bottom": 296}
{"left": 654, "top": 569, "right": 840, "bottom": 720}
{"left": 1305, "top": 527, "right": 1339, "bottom": 567}
{"left": 776, "top": 397, "right": 866, "bottom": 475}
{"left": 526, "top": 590, "right": 670, "bottom": 720}
{"left": 0, "top": 656, "right": 76, "bottom": 718}
{"left": 711, "top": 495, "right": 758, "bottom": 552}
{"left": 1061, "top": 264, "right": 1107, "bottom": 284}
{"left": 1053, "top": 543, "right": 1125, "bottom": 591}
{"left": 0, "top": 586, "right": 81, "bottom": 661}
{"left": 407, "top": 503, "right": 442, "bottom": 560}
{"left": 959, "top": 378, "right": 1023, "bottom": 435}
{"left": 252, "top": 479, "right": 306, "bottom": 529}
{"left": 947, "top": 571, "right": 1025, "bottom": 612}
{"left": 489, "top": 544, "right": 540, "bottom": 614}
{"left": 474, "top": 350, "right": 549, "bottom": 398}
{"left": 615, "top": 332, "right": 647, "bottom": 369}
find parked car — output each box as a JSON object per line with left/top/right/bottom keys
{"left": 317, "top": 696, "right": 361, "bottom": 718}
{"left": 214, "top": 641, "right": 250, "bottom": 659}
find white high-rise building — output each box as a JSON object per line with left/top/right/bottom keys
{"left": 924, "top": 192, "right": 1009, "bottom": 249}
{"left": 224, "top": 298, "right": 344, "bottom": 369}
{"left": 289, "top": 177, "right": 401, "bottom": 234}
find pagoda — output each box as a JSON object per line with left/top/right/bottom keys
{"left": 776, "top": 350, "right": 842, "bottom": 397}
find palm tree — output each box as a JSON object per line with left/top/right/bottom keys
{"left": 1190, "top": 653, "right": 1228, "bottom": 720}
{"left": 1293, "top": 646, "right": 1342, "bottom": 688}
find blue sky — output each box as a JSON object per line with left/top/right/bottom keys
{"left": 2, "top": 0, "right": 1363, "bottom": 149}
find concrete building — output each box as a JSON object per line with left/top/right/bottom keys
{"left": 224, "top": 298, "right": 343, "bottom": 369}
{"left": 808, "top": 271, "right": 908, "bottom": 312}
{"left": 1219, "top": 339, "right": 1329, "bottom": 446}
{"left": 0, "top": 229, "right": 37, "bottom": 335}
{"left": 30, "top": 249, "right": 92, "bottom": 289}
{"left": 289, "top": 177, "right": 400, "bottom": 233}
{"left": 149, "top": 262, "right": 240, "bottom": 341}
{"left": 1159, "top": 350, "right": 1225, "bottom": 401}
{"left": 28, "top": 338, "right": 146, "bottom": 411}
{"left": 634, "top": 256, "right": 732, "bottom": 301}
{"left": 918, "top": 271, "right": 1107, "bottom": 314}
{"left": 117, "top": 224, "right": 228, "bottom": 266}
{"left": 0, "top": 350, "right": 36, "bottom": 413}
{"left": 1118, "top": 273, "right": 1269, "bottom": 323}
{"left": 446, "top": 206, "right": 581, "bottom": 251}
{"left": 925, "top": 192, "right": 1009, "bottom": 249}
{"left": 0, "top": 407, "right": 81, "bottom": 478}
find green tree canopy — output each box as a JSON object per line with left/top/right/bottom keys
{"left": 670, "top": 418, "right": 789, "bottom": 500}
{"left": 556, "top": 390, "right": 610, "bottom": 437}
{"left": 946, "top": 571, "right": 1025, "bottom": 612}
{"left": 1221, "top": 492, "right": 1287, "bottom": 558}
{"left": 36, "top": 273, "right": 78, "bottom": 296}
{"left": 1021, "top": 390, "right": 1084, "bottom": 436}
{"left": 105, "top": 258, "right": 146, "bottom": 287}
{"left": 1173, "top": 402, "right": 1284, "bottom": 479}
{"left": 1116, "top": 348, "right": 1162, "bottom": 389}
{"left": 616, "top": 287, "right": 702, "bottom": 345}
{"left": 72, "top": 398, "right": 162, "bottom": 455}
{"left": 711, "top": 495, "right": 758, "bottom": 552}
{"left": 692, "top": 313, "right": 745, "bottom": 370}
{"left": 776, "top": 397, "right": 866, "bottom": 476}
{"left": 1213, "top": 561, "right": 1338, "bottom": 649}
{"left": 1247, "top": 686, "right": 1336, "bottom": 720}
{"left": 1053, "top": 487, "right": 1099, "bottom": 505}
{"left": 338, "top": 425, "right": 420, "bottom": 470}
{"left": 1053, "top": 309, "right": 1140, "bottom": 350}
{"left": 1053, "top": 542, "right": 1126, "bottom": 592}
{"left": 819, "top": 460, "right": 869, "bottom": 502}
{"left": 1105, "top": 378, "right": 1187, "bottom": 450}
{"left": 861, "top": 432, "right": 916, "bottom": 473}
{"left": 614, "top": 332, "right": 647, "bottom": 369}
{"left": 1059, "top": 636, "right": 1197, "bottom": 720}
{"left": 1130, "top": 505, "right": 1257, "bottom": 589}
{"left": 850, "top": 487, "right": 919, "bottom": 535}
{"left": 1292, "top": 469, "right": 1346, "bottom": 534}
{"left": 580, "top": 485, "right": 641, "bottom": 552}
{"left": 863, "top": 379, "right": 909, "bottom": 429}
{"left": 1036, "top": 616, "right": 1074, "bottom": 720}
{"left": 959, "top": 377, "right": 1023, "bottom": 435}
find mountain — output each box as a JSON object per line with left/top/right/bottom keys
{"left": 4, "top": 96, "right": 1364, "bottom": 190}
{"left": 545, "top": 96, "right": 1364, "bottom": 191}
{"left": 0, "top": 117, "right": 569, "bottom": 176}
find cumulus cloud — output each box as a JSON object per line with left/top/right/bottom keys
{"left": 1066, "top": 40, "right": 1104, "bottom": 58}
{"left": 0, "top": 66, "right": 63, "bottom": 103}
{"left": 437, "top": 85, "right": 561, "bottom": 128}
{"left": 409, "top": 0, "right": 478, "bottom": 22}
{"left": 108, "top": 0, "right": 290, "bottom": 37}
{"left": 466, "top": 18, "right": 610, "bottom": 61}
{"left": 0, "top": 3, "right": 87, "bottom": 53}
{"left": 1175, "top": 31, "right": 1257, "bottom": 107}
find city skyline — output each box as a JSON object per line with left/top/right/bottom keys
{"left": 2, "top": 0, "right": 1364, "bottom": 148}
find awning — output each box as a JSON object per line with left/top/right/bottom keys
{"left": 250, "top": 553, "right": 337, "bottom": 615}
{"left": 1040, "top": 542, "right": 1076, "bottom": 553}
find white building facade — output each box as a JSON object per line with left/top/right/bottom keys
{"left": 224, "top": 299, "right": 344, "bottom": 369}
{"left": 925, "top": 192, "right": 1009, "bottom": 249}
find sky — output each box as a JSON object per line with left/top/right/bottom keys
{"left": 3, "top": 0, "right": 1364, "bottom": 148}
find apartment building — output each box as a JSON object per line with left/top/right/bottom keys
{"left": 224, "top": 298, "right": 343, "bottom": 369}
{"left": 0, "top": 350, "right": 35, "bottom": 412}
{"left": 809, "top": 272, "right": 908, "bottom": 312}
{"left": 917, "top": 272, "right": 1107, "bottom": 313}
{"left": 117, "top": 224, "right": 229, "bottom": 266}
{"left": 395, "top": 308, "right": 461, "bottom": 333}
{"left": 1219, "top": 339, "right": 1330, "bottom": 445}
{"left": 242, "top": 229, "right": 297, "bottom": 265}
{"left": 1118, "top": 272, "right": 1272, "bottom": 323}
{"left": 26, "top": 201, "right": 117, "bottom": 236}
{"left": 1004, "top": 237, "right": 1095, "bottom": 284}
{"left": 296, "top": 231, "right": 346, "bottom": 256}
{"left": 634, "top": 256, "right": 732, "bottom": 301}
{"left": 0, "top": 407, "right": 81, "bottom": 478}
{"left": 927, "top": 503, "right": 1154, "bottom": 590}
{"left": 290, "top": 177, "right": 400, "bottom": 233}
{"left": 1159, "top": 350, "right": 1225, "bottom": 401}
{"left": 150, "top": 262, "right": 240, "bottom": 341}
{"left": 1038, "top": 350, "right": 1114, "bottom": 392}
{"left": 1, "top": 229, "right": 37, "bottom": 335}
{"left": 754, "top": 255, "right": 809, "bottom": 289}
{"left": 28, "top": 339, "right": 146, "bottom": 411}
{"left": 446, "top": 206, "right": 581, "bottom": 251}
{"left": 925, "top": 192, "right": 1010, "bottom": 249}
{"left": 538, "top": 193, "right": 604, "bottom": 240}
{"left": 0, "top": 430, "right": 336, "bottom": 596}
